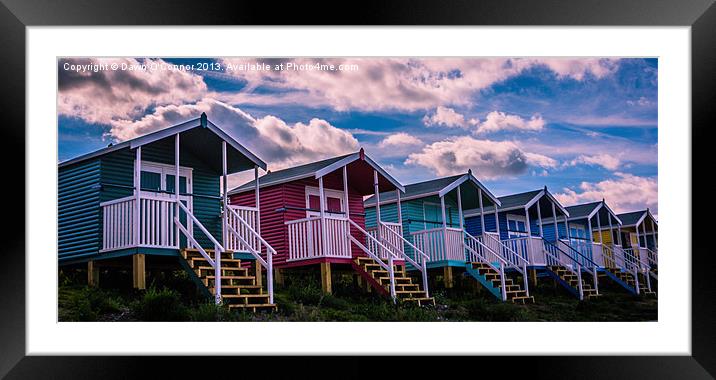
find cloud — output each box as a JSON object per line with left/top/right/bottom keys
{"left": 626, "top": 96, "right": 655, "bottom": 107}
{"left": 405, "top": 136, "right": 557, "bottom": 179}
{"left": 475, "top": 111, "right": 545, "bottom": 134}
{"left": 378, "top": 133, "right": 424, "bottom": 148}
{"left": 219, "top": 57, "right": 620, "bottom": 112}
{"left": 554, "top": 172, "right": 658, "bottom": 214}
{"left": 422, "top": 106, "right": 478, "bottom": 129}
{"left": 534, "top": 58, "right": 619, "bottom": 80}
{"left": 108, "top": 98, "right": 359, "bottom": 171}
{"left": 58, "top": 58, "right": 207, "bottom": 125}
{"left": 565, "top": 154, "right": 621, "bottom": 171}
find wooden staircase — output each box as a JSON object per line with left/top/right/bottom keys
{"left": 180, "top": 248, "right": 277, "bottom": 312}
{"left": 352, "top": 256, "right": 435, "bottom": 306}
{"left": 603, "top": 268, "right": 655, "bottom": 296}
{"left": 467, "top": 262, "right": 534, "bottom": 304}
{"left": 547, "top": 265, "right": 600, "bottom": 300}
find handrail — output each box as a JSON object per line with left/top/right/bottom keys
{"left": 482, "top": 232, "right": 529, "bottom": 267}
{"left": 175, "top": 201, "right": 224, "bottom": 304}
{"left": 463, "top": 233, "right": 511, "bottom": 301}
{"left": 378, "top": 221, "right": 430, "bottom": 297}
{"left": 613, "top": 245, "right": 642, "bottom": 294}
{"left": 178, "top": 201, "right": 224, "bottom": 251}
{"left": 544, "top": 240, "right": 597, "bottom": 299}
{"left": 229, "top": 204, "right": 258, "bottom": 212}
{"left": 557, "top": 239, "right": 600, "bottom": 268}
{"left": 347, "top": 219, "right": 397, "bottom": 301}
{"left": 410, "top": 226, "right": 462, "bottom": 235}
{"left": 284, "top": 215, "right": 347, "bottom": 225}
{"left": 226, "top": 206, "right": 276, "bottom": 303}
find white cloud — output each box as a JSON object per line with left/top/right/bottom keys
{"left": 58, "top": 58, "right": 207, "bottom": 125}
{"left": 379, "top": 133, "right": 424, "bottom": 148}
{"left": 422, "top": 106, "right": 478, "bottom": 129}
{"left": 476, "top": 111, "right": 545, "bottom": 134}
{"left": 108, "top": 98, "right": 359, "bottom": 172}
{"left": 565, "top": 154, "right": 621, "bottom": 171}
{"left": 405, "top": 136, "right": 557, "bottom": 179}
{"left": 219, "top": 57, "right": 620, "bottom": 112}
{"left": 554, "top": 172, "right": 658, "bottom": 214}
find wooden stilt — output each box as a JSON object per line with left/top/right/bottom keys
{"left": 530, "top": 268, "right": 538, "bottom": 287}
{"left": 255, "top": 261, "right": 263, "bottom": 288}
{"left": 320, "top": 262, "right": 332, "bottom": 294}
{"left": 132, "top": 254, "right": 146, "bottom": 290}
{"left": 87, "top": 260, "right": 99, "bottom": 287}
{"left": 443, "top": 266, "right": 454, "bottom": 289}
{"left": 275, "top": 267, "right": 284, "bottom": 287}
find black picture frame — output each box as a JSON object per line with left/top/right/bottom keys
{"left": 1, "top": 0, "right": 713, "bottom": 378}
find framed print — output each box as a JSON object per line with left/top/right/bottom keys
{"left": 2, "top": 0, "right": 714, "bottom": 377}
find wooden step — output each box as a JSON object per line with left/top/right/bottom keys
{"left": 227, "top": 303, "right": 277, "bottom": 312}
{"left": 403, "top": 297, "right": 435, "bottom": 306}
{"left": 511, "top": 296, "right": 535, "bottom": 304}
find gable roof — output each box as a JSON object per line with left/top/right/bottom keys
{"left": 229, "top": 149, "right": 404, "bottom": 195}
{"left": 565, "top": 201, "right": 601, "bottom": 219}
{"left": 463, "top": 187, "right": 570, "bottom": 217}
{"left": 58, "top": 113, "right": 266, "bottom": 171}
{"left": 566, "top": 201, "right": 623, "bottom": 225}
{"left": 617, "top": 209, "right": 657, "bottom": 227}
{"left": 363, "top": 171, "right": 501, "bottom": 208}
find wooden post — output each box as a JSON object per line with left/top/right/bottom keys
{"left": 536, "top": 198, "right": 544, "bottom": 237}
{"left": 222, "top": 141, "right": 228, "bottom": 248}
{"left": 255, "top": 166, "right": 261, "bottom": 235}
{"left": 552, "top": 203, "right": 559, "bottom": 240}
{"left": 440, "top": 195, "right": 448, "bottom": 261}
{"left": 87, "top": 260, "right": 99, "bottom": 287}
{"left": 320, "top": 262, "right": 332, "bottom": 294}
{"left": 608, "top": 212, "right": 614, "bottom": 246}
{"left": 275, "top": 268, "right": 284, "bottom": 287}
{"left": 343, "top": 166, "right": 350, "bottom": 219}
{"left": 319, "top": 176, "right": 327, "bottom": 256}
{"left": 635, "top": 221, "right": 641, "bottom": 248}
{"left": 443, "top": 266, "right": 453, "bottom": 289}
{"left": 396, "top": 189, "right": 402, "bottom": 224}
{"left": 596, "top": 208, "right": 603, "bottom": 244}
{"left": 132, "top": 254, "right": 146, "bottom": 289}
{"left": 255, "top": 260, "right": 263, "bottom": 288}
{"left": 477, "top": 187, "right": 484, "bottom": 234}
{"left": 530, "top": 268, "right": 538, "bottom": 287}
{"left": 525, "top": 206, "right": 533, "bottom": 263}
{"left": 494, "top": 209, "right": 501, "bottom": 237}
{"left": 135, "top": 147, "right": 141, "bottom": 246}
{"left": 642, "top": 219, "right": 648, "bottom": 248}
{"left": 175, "top": 134, "right": 180, "bottom": 247}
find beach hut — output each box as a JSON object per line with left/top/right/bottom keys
{"left": 228, "top": 149, "right": 433, "bottom": 305}
{"left": 463, "top": 187, "right": 601, "bottom": 300}
{"left": 614, "top": 209, "right": 658, "bottom": 287}
{"left": 58, "top": 113, "right": 278, "bottom": 311}
{"left": 363, "top": 171, "right": 532, "bottom": 303}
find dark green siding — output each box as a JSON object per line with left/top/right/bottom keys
{"left": 59, "top": 140, "right": 224, "bottom": 264}
{"left": 99, "top": 140, "right": 222, "bottom": 250}
{"left": 58, "top": 159, "right": 101, "bottom": 262}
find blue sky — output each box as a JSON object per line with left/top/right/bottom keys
{"left": 57, "top": 57, "right": 657, "bottom": 215}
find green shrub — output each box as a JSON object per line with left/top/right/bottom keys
{"left": 189, "top": 302, "right": 249, "bottom": 322}
{"left": 285, "top": 281, "right": 324, "bottom": 305}
{"left": 132, "top": 287, "right": 189, "bottom": 321}
{"left": 58, "top": 286, "right": 125, "bottom": 321}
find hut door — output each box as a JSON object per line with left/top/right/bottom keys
{"left": 140, "top": 162, "right": 194, "bottom": 248}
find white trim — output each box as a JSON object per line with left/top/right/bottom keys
{"left": 438, "top": 173, "right": 501, "bottom": 207}
{"left": 305, "top": 186, "right": 346, "bottom": 217}
{"left": 506, "top": 214, "right": 529, "bottom": 238}
{"left": 314, "top": 152, "right": 405, "bottom": 192}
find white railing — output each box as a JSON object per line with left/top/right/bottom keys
{"left": 347, "top": 219, "right": 398, "bottom": 301}
{"left": 465, "top": 232, "right": 530, "bottom": 300}
{"left": 615, "top": 246, "right": 642, "bottom": 295}
{"left": 367, "top": 222, "right": 404, "bottom": 260}
{"left": 285, "top": 216, "right": 351, "bottom": 261}
{"left": 463, "top": 233, "right": 513, "bottom": 301}
{"left": 543, "top": 240, "right": 598, "bottom": 300}
{"left": 225, "top": 206, "right": 277, "bottom": 303}
{"left": 101, "top": 194, "right": 178, "bottom": 251}
{"left": 225, "top": 205, "right": 259, "bottom": 253}
{"left": 175, "top": 201, "right": 224, "bottom": 304}
{"left": 377, "top": 221, "right": 431, "bottom": 298}
{"left": 412, "top": 227, "right": 464, "bottom": 263}
{"left": 502, "top": 236, "right": 544, "bottom": 266}
{"left": 642, "top": 247, "right": 658, "bottom": 267}
{"left": 101, "top": 196, "right": 137, "bottom": 251}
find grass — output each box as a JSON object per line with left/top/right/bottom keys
{"left": 58, "top": 269, "right": 657, "bottom": 322}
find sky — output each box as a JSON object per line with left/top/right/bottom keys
{"left": 57, "top": 57, "right": 658, "bottom": 216}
